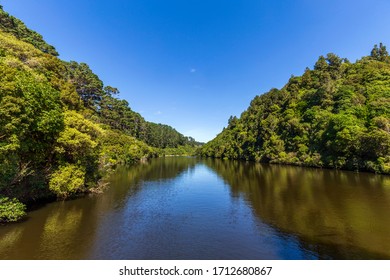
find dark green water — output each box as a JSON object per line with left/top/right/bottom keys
{"left": 1, "top": 157, "right": 390, "bottom": 259}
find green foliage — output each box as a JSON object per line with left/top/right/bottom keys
{"left": 0, "top": 196, "right": 26, "bottom": 222}
{"left": 144, "top": 122, "right": 192, "bottom": 148}
{"left": 201, "top": 44, "right": 390, "bottom": 174}
{"left": 370, "top": 43, "right": 390, "bottom": 62}
{"left": 163, "top": 145, "right": 199, "bottom": 156}
{"left": 64, "top": 63, "right": 199, "bottom": 150}
{"left": 99, "top": 129, "right": 159, "bottom": 167}
{"left": 98, "top": 88, "right": 148, "bottom": 139}
{"left": 55, "top": 110, "right": 102, "bottom": 160}
{"left": 0, "top": 49, "right": 65, "bottom": 200}
{"left": 0, "top": 6, "right": 58, "bottom": 56}
{"left": 66, "top": 61, "right": 104, "bottom": 109}
{"left": 49, "top": 164, "right": 86, "bottom": 198}
{"left": 97, "top": 87, "right": 200, "bottom": 149}
{"left": 0, "top": 8, "right": 199, "bottom": 218}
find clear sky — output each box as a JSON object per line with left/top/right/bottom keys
{"left": 2, "top": 0, "right": 390, "bottom": 142}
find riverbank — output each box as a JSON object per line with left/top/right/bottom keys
{"left": 1, "top": 157, "right": 389, "bottom": 259}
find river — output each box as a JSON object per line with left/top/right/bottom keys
{"left": 1, "top": 157, "right": 389, "bottom": 259}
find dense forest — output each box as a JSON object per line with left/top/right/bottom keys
{"left": 200, "top": 45, "right": 390, "bottom": 174}
{"left": 2, "top": 5, "right": 389, "bottom": 224}
{"left": 0, "top": 6, "right": 199, "bottom": 222}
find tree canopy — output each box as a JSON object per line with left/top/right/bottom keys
{"left": 0, "top": 7, "right": 58, "bottom": 56}
{"left": 200, "top": 46, "right": 390, "bottom": 174}
{"left": 0, "top": 6, "right": 199, "bottom": 222}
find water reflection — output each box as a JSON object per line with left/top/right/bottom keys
{"left": 0, "top": 157, "right": 389, "bottom": 259}
{"left": 203, "top": 158, "right": 390, "bottom": 259}
{"left": 0, "top": 157, "right": 199, "bottom": 259}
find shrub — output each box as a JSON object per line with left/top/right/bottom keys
{"left": 0, "top": 196, "right": 26, "bottom": 222}
{"left": 49, "top": 164, "right": 85, "bottom": 198}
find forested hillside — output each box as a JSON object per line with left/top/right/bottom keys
{"left": 201, "top": 46, "right": 390, "bottom": 174}
{"left": 0, "top": 6, "right": 58, "bottom": 56}
{"left": 0, "top": 6, "right": 198, "bottom": 222}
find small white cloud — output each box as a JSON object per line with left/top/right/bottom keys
{"left": 190, "top": 68, "right": 196, "bottom": 73}
{"left": 154, "top": 110, "right": 162, "bottom": 115}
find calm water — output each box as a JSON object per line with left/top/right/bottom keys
{"left": 1, "top": 157, "right": 390, "bottom": 259}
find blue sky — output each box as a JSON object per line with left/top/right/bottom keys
{"left": 2, "top": 0, "right": 390, "bottom": 142}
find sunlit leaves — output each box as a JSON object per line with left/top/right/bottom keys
{"left": 0, "top": 10, "right": 171, "bottom": 207}
{"left": 55, "top": 110, "right": 102, "bottom": 161}
{"left": 49, "top": 164, "right": 86, "bottom": 198}
{"left": 0, "top": 7, "right": 58, "bottom": 56}
{"left": 201, "top": 44, "right": 390, "bottom": 174}
{"left": 0, "top": 196, "right": 26, "bottom": 222}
